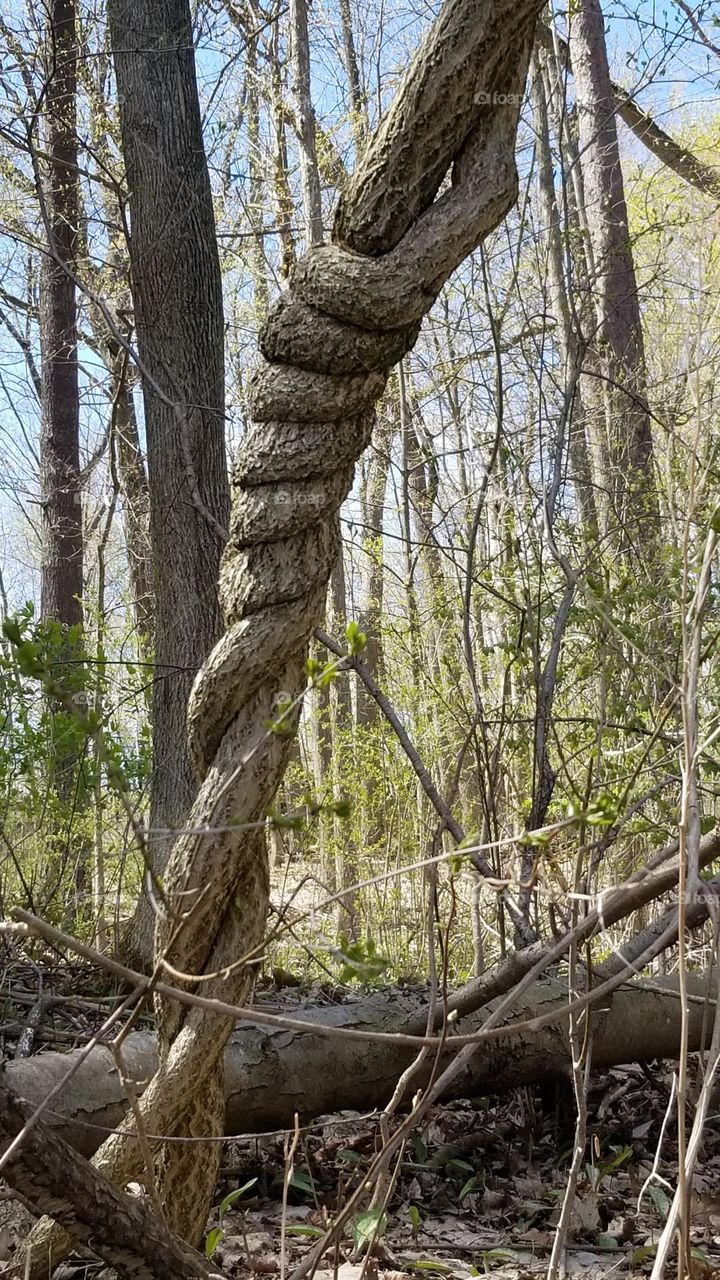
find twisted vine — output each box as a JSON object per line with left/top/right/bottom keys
{"left": 19, "top": 0, "right": 544, "bottom": 1272}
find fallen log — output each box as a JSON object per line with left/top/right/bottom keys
{"left": 4, "top": 973, "right": 712, "bottom": 1156}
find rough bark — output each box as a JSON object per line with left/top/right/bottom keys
{"left": 290, "top": 0, "right": 323, "bottom": 248}
{"left": 337, "top": 0, "right": 367, "bottom": 149}
{"left": 246, "top": 32, "right": 269, "bottom": 322}
{"left": 568, "top": 0, "right": 658, "bottom": 535}
{"left": 6, "top": 974, "right": 712, "bottom": 1156}
{"left": 39, "top": 0, "right": 82, "bottom": 636}
{"left": 356, "top": 408, "right": 393, "bottom": 730}
{"left": 23, "top": 0, "right": 546, "bottom": 1270}
{"left": 109, "top": 0, "right": 230, "bottom": 969}
{"left": 268, "top": 20, "right": 297, "bottom": 279}
{"left": 0, "top": 1078, "right": 212, "bottom": 1280}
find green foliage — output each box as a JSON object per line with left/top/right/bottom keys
{"left": 0, "top": 605, "right": 151, "bottom": 929}
{"left": 204, "top": 1178, "right": 258, "bottom": 1257}
{"left": 350, "top": 1207, "right": 387, "bottom": 1252}
{"left": 332, "top": 933, "right": 389, "bottom": 984}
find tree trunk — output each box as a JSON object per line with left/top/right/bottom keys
{"left": 246, "top": 31, "right": 270, "bottom": 322}
{"left": 109, "top": 0, "right": 230, "bottom": 968}
{"left": 337, "top": 0, "right": 366, "bottom": 149}
{"left": 529, "top": 50, "right": 598, "bottom": 543}
{"left": 290, "top": 0, "right": 323, "bottom": 248}
{"left": 22, "top": 1, "right": 547, "bottom": 1269}
{"left": 568, "top": 0, "right": 658, "bottom": 538}
{"left": 39, "top": 0, "right": 82, "bottom": 639}
{"left": 7, "top": 974, "right": 711, "bottom": 1156}
{"left": 356, "top": 408, "right": 393, "bottom": 728}
{"left": 107, "top": 361, "right": 155, "bottom": 667}
{"left": 0, "top": 1079, "right": 211, "bottom": 1280}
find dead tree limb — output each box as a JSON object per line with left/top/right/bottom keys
{"left": 5, "top": 973, "right": 715, "bottom": 1156}
{"left": 0, "top": 1077, "right": 213, "bottom": 1280}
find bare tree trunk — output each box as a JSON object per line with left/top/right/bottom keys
{"left": 38, "top": 0, "right": 89, "bottom": 920}
{"left": 337, "top": 0, "right": 367, "bottom": 149}
{"left": 268, "top": 20, "right": 297, "bottom": 279}
{"left": 290, "top": 0, "right": 323, "bottom": 248}
{"left": 568, "top": 0, "right": 658, "bottom": 539}
{"left": 7, "top": 974, "right": 714, "bottom": 1153}
{"left": 246, "top": 32, "right": 270, "bottom": 322}
{"left": 109, "top": 0, "right": 230, "bottom": 969}
{"left": 113, "top": 365, "right": 154, "bottom": 664}
{"left": 329, "top": 552, "right": 359, "bottom": 933}
{"left": 529, "top": 50, "right": 598, "bottom": 542}
{"left": 357, "top": 408, "right": 393, "bottom": 727}
{"left": 39, "top": 0, "right": 82, "bottom": 639}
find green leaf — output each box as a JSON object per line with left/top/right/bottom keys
{"left": 333, "top": 934, "right": 389, "bottom": 985}
{"left": 330, "top": 797, "right": 353, "bottom": 820}
{"left": 409, "top": 1262, "right": 453, "bottom": 1273}
{"left": 630, "top": 1245, "right": 657, "bottom": 1265}
{"left": 350, "top": 1208, "right": 387, "bottom": 1251}
{"left": 205, "top": 1227, "right": 224, "bottom": 1258}
{"left": 459, "top": 1174, "right": 480, "bottom": 1202}
{"left": 648, "top": 1184, "right": 670, "bottom": 1219}
{"left": 2, "top": 617, "right": 22, "bottom": 645}
{"left": 218, "top": 1178, "right": 258, "bottom": 1218}
{"left": 289, "top": 1168, "right": 315, "bottom": 1195}
{"left": 267, "top": 807, "right": 306, "bottom": 831}
{"left": 345, "top": 621, "right": 367, "bottom": 655}
{"left": 411, "top": 1132, "right": 427, "bottom": 1165}
{"left": 285, "top": 1225, "right": 325, "bottom": 1239}
{"left": 337, "top": 1148, "right": 362, "bottom": 1165}
{"left": 585, "top": 794, "right": 617, "bottom": 827}
{"left": 408, "top": 1204, "right": 421, "bottom": 1232}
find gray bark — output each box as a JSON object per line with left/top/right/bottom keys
{"left": 7, "top": 974, "right": 711, "bottom": 1155}
{"left": 290, "top": 0, "right": 323, "bottom": 248}
{"left": 568, "top": 0, "right": 658, "bottom": 534}
{"left": 530, "top": 51, "right": 598, "bottom": 541}
{"left": 39, "top": 0, "right": 82, "bottom": 636}
{"left": 108, "top": 0, "right": 230, "bottom": 966}
{"left": 113, "top": 374, "right": 154, "bottom": 663}
{"left": 0, "top": 1078, "right": 212, "bottom": 1280}
{"left": 337, "top": 0, "right": 367, "bottom": 149}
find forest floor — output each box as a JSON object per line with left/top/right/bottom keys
{"left": 202, "top": 1066, "right": 720, "bottom": 1280}
{"left": 1, "top": 960, "right": 720, "bottom": 1279}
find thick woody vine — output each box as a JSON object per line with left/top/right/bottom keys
{"left": 18, "top": 0, "right": 545, "bottom": 1271}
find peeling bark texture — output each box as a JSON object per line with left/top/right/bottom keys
{"left": 6, "top": 975, "right": 712, "bottom": 1157}
{"left": 0, "top": 1078, "right": 212, "bottom": 1280}
{"left": 22, "top": 0, "right": 545, "bottom": 1270}
{"left": 108, "top": 0, "right": 230, "bottom": 972}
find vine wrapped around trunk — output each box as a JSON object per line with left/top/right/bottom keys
{"left": 19, "top": 0, "right": 545, "bottom": 1271}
